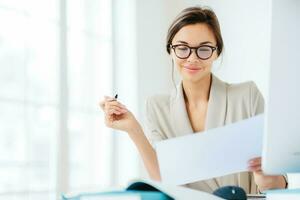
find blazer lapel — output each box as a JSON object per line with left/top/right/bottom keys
{"left": 205, "top": 74, "right": 228, "bottom": 130}
{"left": 170, "top": 82, "right": 194, "bottom": 137}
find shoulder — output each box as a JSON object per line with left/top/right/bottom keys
{"left": 227, "top": 80, "right": 264, "bottom": 105}
{"left": 212, "top": 75, "right": 260, "bottom": 98}
{"left": 144, "top": 94, "right": 173, "bottom": 140}
{"left": 213, "top": 75, "right": 263, "bottom": 103}
{"left": 226, "top": 80, "right": 264, "bottom": 115}
{"left": 145, "top": 94, "right": 170, "bottom": 114}
{"left": 227, "top": 81, "right": 261, "bottom": 98}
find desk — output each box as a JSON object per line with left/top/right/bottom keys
{"left": 247, "top": 194, "right": 266, "bottom": 200}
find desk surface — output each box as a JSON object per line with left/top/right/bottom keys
{"left": 247, "top": 194, "right": 266, "bottom": 200}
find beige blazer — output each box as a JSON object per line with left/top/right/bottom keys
{"left": 145, "top": 74, "right": 264, "bottom": 194}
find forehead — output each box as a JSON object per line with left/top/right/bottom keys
{"left": 172, "top": 23, "right": 216, "bottom": 45}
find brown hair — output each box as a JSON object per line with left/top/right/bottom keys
{"left": 166, "top": 6, "right": 224, "bottom": 56}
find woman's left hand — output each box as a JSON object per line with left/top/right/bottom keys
{"left": 248, "top": 157, "right": 287, "bottom": 192}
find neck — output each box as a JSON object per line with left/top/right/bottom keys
{"left": 182, "top": 73, "right": 212, "bottom": 107}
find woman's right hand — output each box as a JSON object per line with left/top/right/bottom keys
{"left": 99, "top": 96, "right": 140, "bottom": 133}
{"left": 100, "top": 96, "right": 161, "bottom": 181}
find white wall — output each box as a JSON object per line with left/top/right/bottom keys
{"left": 136, "top": 0, "right": 181, "bottom": 113}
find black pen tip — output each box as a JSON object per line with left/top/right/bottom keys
{"left": 114, "top": 94, "right": 118, "bottom": 99}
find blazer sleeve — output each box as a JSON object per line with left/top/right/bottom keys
{"left": 144, "top": 98, "right": 166, "bottom": 148}
{"left": 250, "top": 82, "right": 265, "bottom": 116}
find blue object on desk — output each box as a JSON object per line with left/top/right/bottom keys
{"left": 62, "top": 181, "right": 173, "bottom": 200}
{"left": 62, "top": 191, "right": 172, "bottom": 200}
{"left": 213, "top": 186, "right": 247, "bottom": 200}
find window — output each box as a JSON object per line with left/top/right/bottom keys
{"left": 0, "top": 0, "right": 113, "bottom": 199}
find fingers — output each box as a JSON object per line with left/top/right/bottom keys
{"left": 106, "top": 100, "right": 126, "bottom": 108}
{"left": 248, "top": 157, "right": 262, "bottom": 172}
{"left": 99, "top": 96, "right": 116, "bottom": 109}
{"left": 104, "top": 96, "right": 115, "bottom": 101}
{"left": 104, "top": 101, "right": 126, "bottom": 114}
{"left": 107, "top": 106, "right": 127, "bottom": 115}
{"left": 99, "top": 96, "right": 127, "bottom": 115}
{"left": 248, "top": 164, "right": 262, "bottom": 172}
{"left": 248, "top": 157, "right": 261, "bottom": 165}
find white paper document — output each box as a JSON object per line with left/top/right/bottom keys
{"left": 156, "top": 115, "right": 264, "bottom": 185}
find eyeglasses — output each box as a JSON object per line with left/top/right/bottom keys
{"left": 169, "top": 44, "right": 217, "bottom": 60}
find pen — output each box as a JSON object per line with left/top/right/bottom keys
{"left": 114, "top": 94, "right": 118, "bottom": 99}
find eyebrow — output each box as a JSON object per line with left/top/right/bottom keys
{"left": 176, "top": 40, "right": 213, "bottom": 45}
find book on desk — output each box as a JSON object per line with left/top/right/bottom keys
{"left": 61, "top": 179, "right": 223, "bottom": 200}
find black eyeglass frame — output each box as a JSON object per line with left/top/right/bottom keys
{"left": 169, "top": 44, "right": 218, "bottom": 60}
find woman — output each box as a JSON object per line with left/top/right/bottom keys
{"left": 99, "top": 6, "right": 287, "bottom": 194}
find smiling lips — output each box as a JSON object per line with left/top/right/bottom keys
{"left": 183, "top": 65, "right": 203, "bottom": 73}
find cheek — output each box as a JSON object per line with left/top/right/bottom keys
{"left": 202, "top": 54, "right": 217, "bottom": 69}
{"left": 203, "top": 60, "right": 214, "bottom": 68}
{"left": 174, "top": 59, "right": 185, "bottom": 70}
{"left": 171, "top": 54, "right": 184, "bottom": 68}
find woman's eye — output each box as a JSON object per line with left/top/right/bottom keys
{"left": 199, "top": 47, "right": 210, "bottom": 52}
{"left": 178, "top": 47, "right": 188, "bottom": 51}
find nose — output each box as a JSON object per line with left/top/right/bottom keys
{"left": 187, "top": 49, "right": 199, "bottom": 62}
